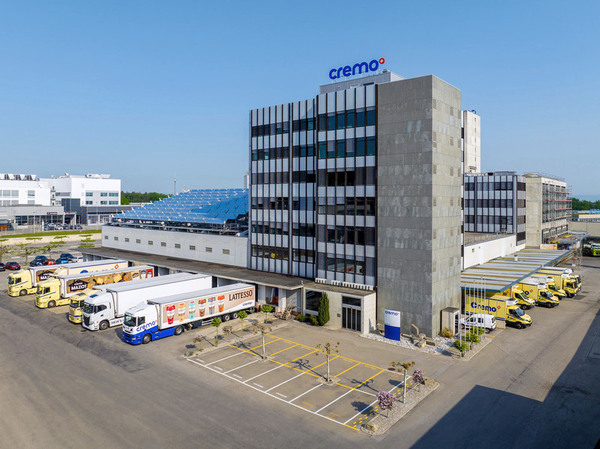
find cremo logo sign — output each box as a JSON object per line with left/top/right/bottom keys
{"left": 329, "top": 58, "right": 385, "bottom": 80}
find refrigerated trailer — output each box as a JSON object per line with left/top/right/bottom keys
{"left": 122, "top": 283, "right": 255, "bottom": 344}
{"left": 8, "top": 259, "right": 127, "bottom": 297}
{"left": 82, "top": 273, "right": 212, "bottom": 331}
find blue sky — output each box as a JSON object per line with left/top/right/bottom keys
{"left": 1, "top": 1, "right": 598, "bottom": 198}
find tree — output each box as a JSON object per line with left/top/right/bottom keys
{"left": 42, "top": 241, "right": 62, "bottom": 258}
{"left": 252, "top": 321, "right": 272, "bottom": 359}
{"left": 237, "top": 310, "right": 248, "bottom": 332}
{"left": 211, "top": 318, "right": 222, "bottom": 346}
{"left": 377, "top": 391, "right": 396, "bottom": 418}
{"left": 317, "top": 293, "right": 330, "bottom": 326}
{"left": 390, "top": 360, "right": 415, "bottom": 402}
{"left": 0, "top": 239, "right": 12, "bottom": 263}
{"left": 14, "top": 242, "right": 41, "bottom": 263}
{"left": 261, "top": 304, "right": 274, "bottom": 323}
{"left": 315, "top": 341, "right": 340, "bottom": 383}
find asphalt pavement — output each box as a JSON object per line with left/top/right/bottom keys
{"left": 0, "top": 258, "right": 598, "bottom": 449}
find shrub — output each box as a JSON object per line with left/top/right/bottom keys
{"left": 453, "top": 339, "right": 469, "bottom": 356}
{"left": 317, "top": 293, "right": 330, "bottom": 326}
{"left": 376, "top": 390, "right": 396, "bottom": 417}
{"left": 412, "top": 369, "right": 425, "bottom": 384}
{"left": 308, "top": 315, "right": 319, "bottom": 326}
{"left": 295, "top": 314, "right": 306, "bottom": 322}
{"left": 439, "top": 327, "right": 453, "bottom": 338}
{"left": 466, "top": 332, "right": 480, "bottom": 343}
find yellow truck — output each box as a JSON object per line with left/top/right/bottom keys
{"left": 517, "top": 278, "right": 559, "bottom": 308}
{"left": 498, "top": 285, "right": 536, "bottom": 310}
{"left": 532, "top": 275, "right": 566, "bottom": 299}
{"left": 537, "top": 268, "right": 580, "bottom": 298}
{"left": 35, "top": 265, "right": 153, "bottom": 309}
{"left": 68, "top": 265, "right": 154, "bottom": 323}
{"left": 465, "top": 294, "right": 532, "bottom": 328}
{"left": 7, "top": 259, "right": 127, "bottom": 297}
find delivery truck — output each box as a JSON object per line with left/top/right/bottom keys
{"left": 7, "top": 259, "right": 127, "bottom": 297}
{"left": 498, "top": 285, "right": 536, "bottom": 310}
{"left": 530, "top": 275, "right": 566, "bottom": 299}
{"left": 122, "top": 283, "right": 255, "bottom": 345}
{"left": 537, "top": 268, "right": 580, "bottom": 297}
{"left": 517, "top": 278, "right": 559, "bottom": 307}
{"left": 82, "top": 273, "right": 212, "bottom": 331}
{"left": 35, "top": 265, "right": 154, "bottom": 308}
{"left": 465, "top": 294, "right": 532, "bottom": 328}
{"left": 67, "top": 265, "right": 154, "bottom": 323}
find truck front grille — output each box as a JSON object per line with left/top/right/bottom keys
{"left": 83, "top": 316, "right": 90, "bottom": 326}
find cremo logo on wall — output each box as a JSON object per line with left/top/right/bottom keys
{"left": 329, "top": 58, "right": 385, "bottom": 80}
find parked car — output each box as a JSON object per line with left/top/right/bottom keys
{"left": 0, "top": 263, "right": 5, "bottom": 271}
{"left": 5, "top": 261, "right": 21, "bottom": 270}
{"left": 30, "top": 256, "right": 49, "bottom": 267}
{"left": 459, "top": 313, "right": 496, "bottom": 333}
{"left": 60, "top": 253, "right": 75, "bottom": 260}
{"left": 44, "top": 259, "right": 56, "bottom": 265}
{"left": 55, "top": 257, "right": 70, "bottom": 264}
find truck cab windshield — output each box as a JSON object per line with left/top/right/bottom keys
{"left": 83, "top": 303, "right": 106, "bottom": 314}
{"left": 8, "top": 277, "right": 18, "bottom": 285}
{"left": 512, "top": 308, "right": 524, "bottom": 317}
{"left": 124, "top": 315, "right": 137, "bottom": 327}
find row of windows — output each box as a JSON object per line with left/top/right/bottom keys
{"left": 251, "top": 171, "right": 319, "bottom": 185}
{"left": 319, "top": 167, "right": 376, "bottom": 187}
{"left": 251, "top": 121, "right": 290, "bottom": 137}
{"left": 317, "top": 197, "right": 376, "bottom": 216}
{"left": 293, "top": 248, "right": 315, "bottom": 263}
{"left": 318, "top": 137, "right": 376, "bottom": 159}
{"left": 251, "top": 245, "right": 289, "bottom": 260}
{"left": 252, "top": 197, "right": 316, "bottom": 211}
{"left": 464, "top": 215, "right": 514, "bottom": 225}
{"left": 108, "top": 236, "right": 231, "bottom": 254}
{"left": 1, "top": 190, "right": 19, "bottom": 197}
{"left": 320, "top": 225, "right": 376, "bottom": 246}
{"left": 464, "top": 182, "right": 514, "bottom": 191}
{"left": 317, "top": 107, "right": 376, "bottom": 131}
{"left": 320, "top": 253, "right": 375, "bottom": 276}
{"left": 464, "top": 199, "right": 516, "bottom": 208}
{"left": 251, "top": 223, "right": 316, "bottom": 237}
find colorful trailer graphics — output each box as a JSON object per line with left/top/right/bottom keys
{"left": 123, "top": 283, "right": 255, "bottom": 344}
{"left": 35, "top": 265, "right": 152, "bottom": 308}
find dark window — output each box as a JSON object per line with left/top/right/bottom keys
{"left": 356, "top": 138, "right": 365, "bottom": 157}
{"left": 337, "top": 112, "right": 345, "bottom": 130}
{"left": 327, "top": 141, "right": 335, "bottom": 158}
{"left": 366, "top": 137, "right": 376, "bottom": 156}
{"left": 318, "top": 142, "right": 327, "bottom": 159}
{"left": 356, "top": 108, "right": 365, "bottom": 127}
{"left": 336, "top": 140, "right": 345, "bottom": 158}
{"left": 318, "top": 114, "right": 327, "bottom": 131}
{"left": 346, "top": 139, "right": 355, "bottom": 157}
{"left": 366, "top": 107, "right": 376, "bottom": 126}
{"left": 327, "top": 114, "right": 336, "bottom": 131}
{"left": 346, "top": 110, "right": 355, "bottom": 128}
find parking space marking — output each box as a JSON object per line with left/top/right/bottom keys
{"left": 244, "top": 364, "right": 284, "bottom": 383}
{"left": 289, "top": 384, "right": 322, "bottom": 404}
{"left": 334, "top": 362, "right": 361, "bottom": 378}
{"left": 232, "top": 373, "right": 242, "bottom": 379}
{"left": 265, "top": 371, "right": 306, "bottom": 392}
{"left": 207, "top": 351, "right": 245, "bottom": 366}
{"left": 316, "top": 387, "right": 354, "bottom": 413}
{"left": 187, "top": 358, "right": 359, "bottom": 431}
{"left": 276, "top": 392, "right": 287, "bottom": 398}
{"left": 224, "top": 359, "right": 258, "bottom": 374}
{"left": 288, "top": 349, "right": 319, "bottom": 363}
{"left": 269, "top": 343, "right": 299, "bottom": 356}
{"left": 253, "top": 382, "right": 263, "bottom": 388}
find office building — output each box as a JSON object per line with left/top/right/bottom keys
{"left": 250, "top": 69, "right": 462, "bottom": 336}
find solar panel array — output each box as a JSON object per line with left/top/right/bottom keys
{"left": 115, "top": 189, "right": 248, "bottom": 225}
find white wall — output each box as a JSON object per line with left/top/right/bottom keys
{"left": 101, "top": 226, "right": 248, "bottom": 267}
{"left": 0, "top": 180, "right": 52, "bottom": 206}
{"left": 463, "top": 234, "right": 524, "bottom": 269}
{"left": 44, "top": 176, "right": 121, "bottom": 206}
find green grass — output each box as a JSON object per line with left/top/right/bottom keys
{"left": 0, "top": 230, "right": 101, "bottom": 240}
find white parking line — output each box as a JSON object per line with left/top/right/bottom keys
{"left": 207, "top": 351, "right": 244, "bottom": 366}
{"left": 232, "top": 374, "right": 242, "bottom": 379}
{"left": 244, "top": 364, "right": 284, "bottom": 383}
{"left": 276, "top": 392, "right": 287, "bottom": 398}
{"left": 213, "top": 365, "right": 224, "bottom": 371}
{"left": 224, "top": 359, "right": 258, "bottom": 374}
{"left": 316, "top": 388, "right": 354, "bottom": 413}
{"left": 253, "top": 383, "right": 264, "bottom": 388}
{"left": 289, "top": 384, "right": 322, "bottom": 403}
{"left": 265, "top": 371, "right": 306, "bottom": 392}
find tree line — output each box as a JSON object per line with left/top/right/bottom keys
{"left": 121, "top": 192, "right": 169, "bottom": 205}
{"left": 571, "top": 198, "right": 600, "bottom": 211}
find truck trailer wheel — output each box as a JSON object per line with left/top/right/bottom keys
{"left": 174, "top": 325, "right": 184, "bottom": 336}
{"left": 222, "top": 313, "right": 230, "bottom": 322}
{"left": 19, "top": 289, "right": 27, "bottom": 296}
{"left": 142, "top": 334, "right": 151, "bottom": 344}
{"left": 231, "top": 312, "right": 238, "bottom": 319}
{"left": 48, "top": 300, "right": 56, "bottom": 308}
{"left": 99, "top": 320, "right": 109, "bottom": 331}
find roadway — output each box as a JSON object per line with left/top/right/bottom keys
{"left": 0, "top": 258, "right": 599, "bottom": 448}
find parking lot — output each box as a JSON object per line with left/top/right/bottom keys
{"left": 188, "top": 334, "right": 415, "bottom": 431}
